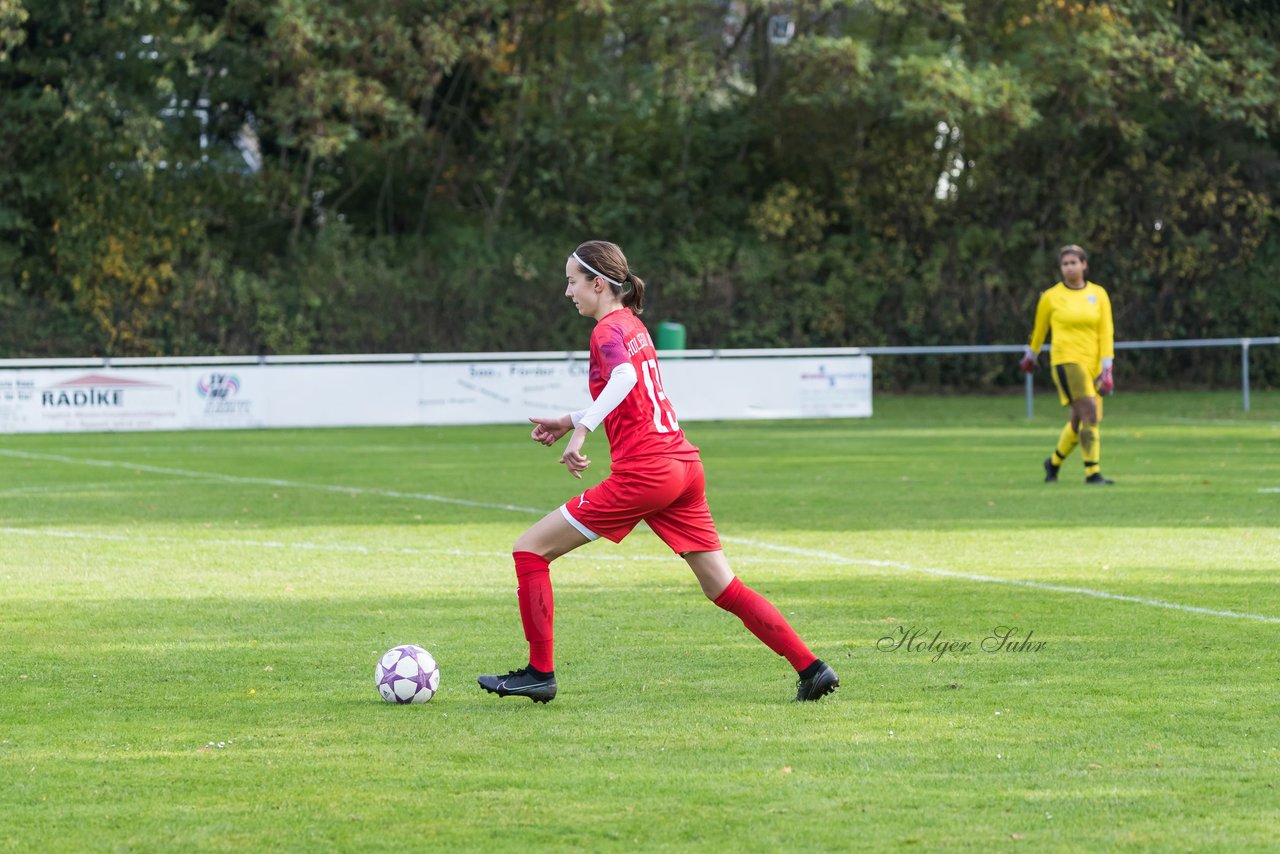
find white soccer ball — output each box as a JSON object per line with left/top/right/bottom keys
{"left": 375, "top": 645, "right": 440, "bottom": 704}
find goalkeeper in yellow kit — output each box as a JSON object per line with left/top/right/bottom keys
{"left": 1020, "top": 245, "right": 1116, "bottom": 485}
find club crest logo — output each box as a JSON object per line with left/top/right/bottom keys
{"left": 197, "top": 373, "right": 241, "bottom": 399}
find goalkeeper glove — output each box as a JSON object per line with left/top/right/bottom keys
{"left": 1096, "top": 364, "right": 1115, "bottom": 396}
{"left": 1019, "top": 347, "right": 1039, "bottom": 374}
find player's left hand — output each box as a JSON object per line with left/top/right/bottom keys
{"left": 1096, "top": 367, "right": 1115, "bottom": 396}
{"left": 560, "top": 427, "right": 591, "bottom": 479}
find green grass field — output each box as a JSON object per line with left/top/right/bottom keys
{"left": 2, "top": 391, "right": 1277, "bottom": 851}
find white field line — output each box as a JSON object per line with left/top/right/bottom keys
{"left": 3, "top": 448, "right": 1277, "bottom": 623}
{"left": 722, "top": 536, "right": 1280, "bottom": 624}
{"left": 1260, "top": 488, "right": 1280, "bottom": 494}
{"left": 0, "top": 449, "right": 543, "bottom": 514}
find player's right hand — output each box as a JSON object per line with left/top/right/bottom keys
{"left": 1096, "top": 367, "right": 1115, "bottom": 396}
{"left": 1019, "top": 353, "right": 1038, "bottom": 373}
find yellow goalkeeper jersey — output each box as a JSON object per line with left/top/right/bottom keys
{"left": 1028, "top": 281, "right": 1115, "bottom": 374}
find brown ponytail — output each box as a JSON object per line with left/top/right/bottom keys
{"left": 622, "top": 270, "right": 646, "bottom": 315}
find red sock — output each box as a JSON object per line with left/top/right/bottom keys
{"left": 514, "top": 551, "right": 554, "bottom": 673}
{"left": 713, "top": 577, "right": 817, "bottom": 672}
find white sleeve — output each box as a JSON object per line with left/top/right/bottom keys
{"left": 577, "top": 362, "right": 637, "bottom": 431}
{"left": 569, "top": 408, "right": 589, "bottom": 428}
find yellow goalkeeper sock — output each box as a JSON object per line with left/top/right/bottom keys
{"left": 1051, "top": 422, "right": 1079, "bottom": 466}
{"left": 1080, "top": 423, "right": 1101, "bottom": 476}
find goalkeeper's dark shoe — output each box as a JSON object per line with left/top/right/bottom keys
{"left": 794, "top": 660, "right": 839, "bottom": 702}
{"left": 1043, "top": 457, "right": 1060, "bottom": 483}
{"left": 477, "top": 666, "right": 557, "bottom": 703}
{"left": 1084, "top": 472, "right": 1114, "bottom": 485}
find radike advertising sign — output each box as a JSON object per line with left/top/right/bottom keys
{"left": 1, "top": 371, "right": 181, "bottom": 432}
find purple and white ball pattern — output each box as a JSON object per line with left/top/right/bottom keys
{"left": 375, "top": 645, "right": 439, "bottom": 704}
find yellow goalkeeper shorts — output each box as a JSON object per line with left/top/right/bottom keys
{"left": 1052, "top": 362, "right": 1097, "bottom": 407}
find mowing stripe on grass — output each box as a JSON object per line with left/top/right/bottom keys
{"left": 0, "top": 526, "right": 797, "bottom": 566}
{"left": 0, "top": 482, "right": 132, "bottom": 497}
{"left": 0, "top": 526, "right": 510, "bottom": 557}
{"left": 722, "top": 536, "right": 1280, "bottom": 624}
{"left": 4, "top": 448, "right": 1276, "bottom": 624}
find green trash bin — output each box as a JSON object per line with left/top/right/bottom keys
{"left": 655, "top": 321, "right": 686, "bottom": 352}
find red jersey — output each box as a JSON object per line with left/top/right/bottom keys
{"left": 588, "top": 309, "right": 700, "bottom": 466}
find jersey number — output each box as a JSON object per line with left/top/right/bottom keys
{"left": 640, "top": 358, "right": 680, "bottom": 433}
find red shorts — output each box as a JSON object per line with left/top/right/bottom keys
{"left": 560, "top": 456, "right": 722, "bottom": 554}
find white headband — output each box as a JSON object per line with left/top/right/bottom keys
{"left": 571, "top": 252, "right": 624, "bottom": 288}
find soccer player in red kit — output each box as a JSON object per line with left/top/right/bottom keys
{"left": 477, "top": 240, "right": 839, "bottom": 703}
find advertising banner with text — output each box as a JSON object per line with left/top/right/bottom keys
{"left": 0, "top": 356, "right": 871, "bottom": 433}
